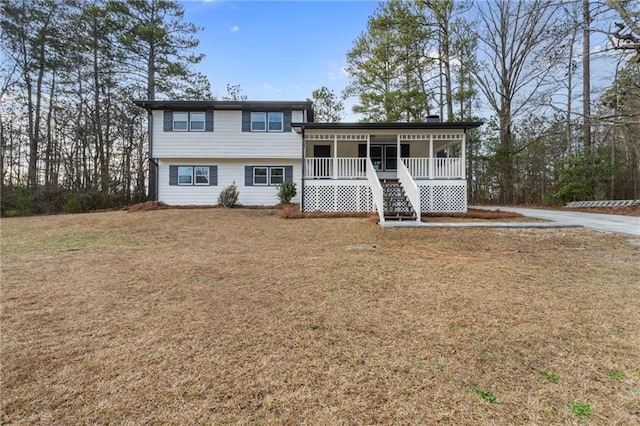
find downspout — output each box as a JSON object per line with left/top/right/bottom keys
{"left": 301, "top": 127, "right": 305, "bottom": 212}
{"left": 148, "top": 106, "right": 157, "bottom": 201}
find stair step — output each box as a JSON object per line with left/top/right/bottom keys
{"left": 384, "top": 215, "right": 417, "bottom": 221}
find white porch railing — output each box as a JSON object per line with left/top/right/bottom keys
{"left": 306, "top": 158, "right": 332, "bottom": 179}
{"left": 402, "top": 158, "right": 430, "bottom": 178}
{"left": 305, "top": 157, "right": 366, "bottom": 179}
{"left": 366, "top": 158, "right": 385, "bottom": 223}
{"left": 402, "top": 157, "right": 464, "bottom": 179}
{"left": 306, "top": 157, "right": 464, "bottom": 179}
{"left": 397, "top": 160, "right": 421, "bottom": 220}
{"left": 434, "top": 158, "right": 464, "bottom": 178}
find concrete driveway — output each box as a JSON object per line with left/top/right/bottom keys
{"left": 474, "top": 206, "right": 640, "bottom": 237}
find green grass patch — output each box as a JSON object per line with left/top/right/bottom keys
{"left": 541, "top": 371, "right": 560, "bottom": 383}
{"left": 467, "top": 387, "right": 500, "bottom": 403}
{"left": 608, "top": 371, "right": 624, "bottom": 382}
{"left": 570, "top": 401, "right": 592, "bottom": 418}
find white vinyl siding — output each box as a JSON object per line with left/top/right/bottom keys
{"left": 153, "top": 110, "right": 302, "bottom": 158}
{"left": 158, "top": 159, "right": 301, "bottom": 206}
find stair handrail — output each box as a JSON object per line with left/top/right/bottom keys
{"left": 397, "top": 160, "right": 421, "bottom": 220}
{"left": 366, "top": 158, "right": 385, "bottom": 223}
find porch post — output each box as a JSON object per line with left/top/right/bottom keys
{"left": 397, "top": 134, "right": 401, "bottom": 168}
{"left": 461, "top": 132, "right": 466, "bottom": 179}
{"left": 429, "top": 134, "right": 434, "bottom": 179}
{"left": 366, "top": 134, "right": 370, "bottom": 158}
{"left": 333, "top": 134, "right": 337, "bottom": 179}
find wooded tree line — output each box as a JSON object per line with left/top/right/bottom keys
{"left": 334, "top": 0, "right": 640, "bottom": 204}
{"left": 2, "top": 0, "right": 639, "bottom": 216}
{"left": 0, "top": 0, "right": 209, "bottom": 215}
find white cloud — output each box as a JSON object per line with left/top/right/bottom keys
{"left": 327, "top": 60, "right": 350, "bottom": 81}
{"left": 230, "top": 25, "right": 239, "bottom": 32}
{"left": 262, "top": 83, "right": 281, "bottom": 93}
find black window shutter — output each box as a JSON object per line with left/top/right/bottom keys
{"left": 205, "top": 111, "right": 214, "bottom": 132}
{"left": 284, "top": 166, "right": 293, "bottom": 183}
{"left": 244, "top": 166, "right": 253, "bottom": 186}
{"left": 209, "top": 166, "right": 217, "bottom": 186}
{"left": 283, "top": 111, "right": 292, "bottom": 132}
{"left": 169, "top": 165, "right": 178, "bottom": 185}
{"left": 358, "top": 144, "right": 367, "bottom": 158}
{"left": 242, "top": 111, "right": 251, "bottom": 132}
{"left": 164, "top": 111, "right": 173, "bottom": 132}
{"left": 401, "top": 144, "right": 410, "bottom": 158}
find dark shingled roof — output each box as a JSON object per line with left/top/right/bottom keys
{"left": 134, "top": 100, "right": 313, "bottom": 110}
{"left": 291, "top": 121, "right": 483, "bottom": 132}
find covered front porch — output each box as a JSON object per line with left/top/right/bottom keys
{"left": 292, "top": 122, "right": 482, "bottom": 221}
{"left": 303, "top": 132, "right": 465, "bottom": 180}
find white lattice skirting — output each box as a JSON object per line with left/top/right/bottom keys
{"left": 303, "top": 181, "right": 373, "bottom": 212}
{"left": 302, "top": 180, "right": 466, "bottom": 213}
{"left": 418, "top": 182, "right": 467, "bottom": 213}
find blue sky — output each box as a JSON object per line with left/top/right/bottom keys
{"left": 183, "top": 0, "right": 378, "bottom": 117}
{"left": 182, "top": 0, "right": 619, "bottom": 122}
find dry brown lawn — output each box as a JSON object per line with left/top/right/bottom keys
{"left": 1, "top": 208, "right": 639, "bottom": 425}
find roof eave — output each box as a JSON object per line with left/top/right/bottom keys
{"left": 291, "top": 121, "right": 484, "bottom": 133}
{"left": 133, "top": 100, "right": 314, "bottom": 112}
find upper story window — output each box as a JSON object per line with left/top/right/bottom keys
{"left": 167, "top": 111, "right": 210, "bottom": 132}
{"left": 268, "top": 112, "right": 283, "bottom": 131}
{"left": 189, "top": 112, "right": 205, "bottom": 131}
{"left": 251, "top": 112, "right": 266, "bottom": 131}
{"left": 173, "top": 112, "right": 188, "bottom": 131}
{"left": 250, "top": 112, "right": 283, "bottom": 132}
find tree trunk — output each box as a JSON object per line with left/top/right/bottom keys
{"left": 147, "top": 42, "right": 157, "bottom": 200}
{"left": 582, "top": 0, "right": 591, "bottom": 152}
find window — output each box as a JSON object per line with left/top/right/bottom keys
{"left": 190, "top": 112, "right": 205, "bottom": 131}
{"left": 251, "top": 112, "right": 266, "bottom": 131}
{"left": 171, "top": 112, "right": 207, "bottom": 131}
{"left": 170, "top": 165, "right": 216, "bottom": 186}
{"left": 246, "top": 166, "right": 292, "bottom": 186}
{"left": 252, "top": 166, "right": 286, "bottom": 185}
{"left": 268, "top": 112, "right": 283, "bottom": 131}
{"left": 173, "top": 112, "right": 188, "bottom": 131}
{"left": 253, "top": 167, "right": 268, "bottom": 185}
{"left": 194, "top": 166, "right": 209, "bottom": 185}
{"left": 270, "top": 167, "right": 284, "bottom": 185}
{"left": 178, "top": 166, "right": 193, "bottom": 185}
{"left": 249, "top": 111, "right": 284, "bottom": 132}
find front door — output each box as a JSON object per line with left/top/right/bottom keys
{"left": 358, "top": 143, "right": 410, "bottom": 172}
{"left": 313, "top": 145, "right": 331, "bottom": 178}
{"left": 370, "top": 145, "right": 383, "bottom": 171}
{"left": 385, "top": 145, "right": 397, "bottom": 171}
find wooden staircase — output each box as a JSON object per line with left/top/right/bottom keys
{"left": 380, "top": 178, "right": 417, "bottom": 221}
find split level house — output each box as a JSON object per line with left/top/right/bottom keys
{"left": 134, "top": 100, "right": 482, "bottom": 223}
